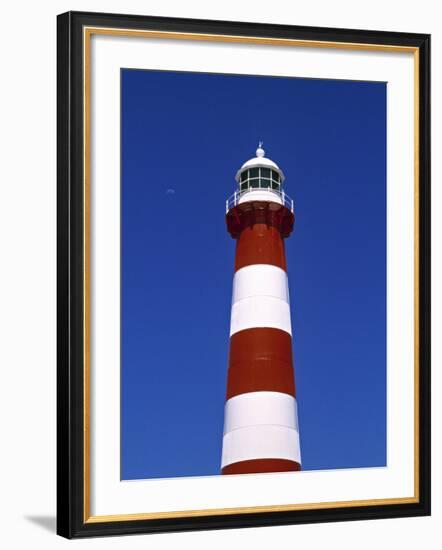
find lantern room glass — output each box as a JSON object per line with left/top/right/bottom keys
{"left": 239, "top": 168, "right": 281, "bottom": 192}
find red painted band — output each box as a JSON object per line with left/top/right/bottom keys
{"left": 226, "top": 328, "right": 296, "bottom": 399}
{"left": 235, "top": 223, "right": 287, "bottom": 271}
{"left": 226, "top": 201, "right": 294, "bottom": 240}
{"left": 221, "top": 458, "right": 301, "bottom": 475}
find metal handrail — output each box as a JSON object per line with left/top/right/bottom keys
{"left": 225, "top": 188, "right": 294, "bottom": 214}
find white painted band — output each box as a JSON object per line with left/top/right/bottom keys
{"left": 221, "top": 425, "right": 301, "bottom": 468}
{"left": 230, "top": 264, "right": 292, "bottom": 336}
{"left": 232, "top": 264, "right": 289, "bottom": 304}
{"left": 238, "top": 189, "right": 283, "bottom": 206}
{"left": 230, "top": 296, "right": 292, "bottom": 336}
{"left": 223, "top": 391, "right": 298, "bottom": 434}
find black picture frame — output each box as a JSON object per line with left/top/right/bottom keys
{"left": 57, "top": 10, "right": 431, "bottom": 539}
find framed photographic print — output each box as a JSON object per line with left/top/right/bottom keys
{"left": 57, "top": 11, "right": 431, "bottom": 538}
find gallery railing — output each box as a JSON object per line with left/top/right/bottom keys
{"left": 225, "top": 188, "right": 294, "bottom": 214}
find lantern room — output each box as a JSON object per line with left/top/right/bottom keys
{"left": 235, "top": 143, "right": 285, "bottom": 192}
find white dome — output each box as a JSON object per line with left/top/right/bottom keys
{"left": 235, "top": 145, "right": 285, "bottom": 183}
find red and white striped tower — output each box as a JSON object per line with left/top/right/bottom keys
{"left": 221, "top": 144, "right": 301, "bottom": 475}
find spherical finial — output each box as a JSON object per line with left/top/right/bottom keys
{"left": 256, "top": 141, "right": 265, "bottom": 158}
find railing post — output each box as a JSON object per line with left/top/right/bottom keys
{"left": 291, "top": 199, "right": 294, "bottom": 212}
{"left": 282, "top": 190, "right": 285, "bottom": 205}
{"left": 226, "top": 199, "right": 228, "bottom": 214}
{"left": 234, "top": 190, "right": 237, "bottom": 206}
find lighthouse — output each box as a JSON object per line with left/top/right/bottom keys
{"left": 221, "top": 144, "right": 301, "bottom": 475}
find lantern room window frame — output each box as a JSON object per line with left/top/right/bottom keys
{"left": 239, "top": 167, "right": 282, "bottom": 191}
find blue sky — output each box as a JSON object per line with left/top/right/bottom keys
{"left": 121, "top": 69, "right": 386, "bottom": 480}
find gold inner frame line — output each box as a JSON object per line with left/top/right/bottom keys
{"left": 82, "top": 26, "right": 420, "bottom": 524}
